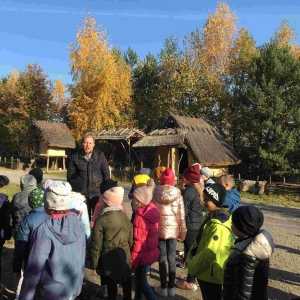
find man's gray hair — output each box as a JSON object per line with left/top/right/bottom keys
{"left": 81, "top": 133, "right": 95, "bottom": 143}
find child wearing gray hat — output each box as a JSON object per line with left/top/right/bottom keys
{"left": 200, "top": 167, "right": 215, "bottom": 187}
{"left": 19, "top": 181, "right": 86, "bottom": 300}
{"left": 223, "top": 205, "right": 274, "bottom": 300}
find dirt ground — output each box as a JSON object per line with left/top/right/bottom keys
{"left": 0, "top": 168, "right": 300, "bottom": 300}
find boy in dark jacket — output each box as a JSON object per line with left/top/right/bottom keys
{"left": 0, "top": 175, "right": 12, "bottom": 294}
{"left": 90, "top": 187, "right": 133, "bottom": 300}
{"left": 223, "top": 205, "right": 275, "bottom": 300}
{"left": 19, "top": 181, "right": 86, "bottom": 300}
{"left": 176, "top": 164, "right": 204, "bottom": 291}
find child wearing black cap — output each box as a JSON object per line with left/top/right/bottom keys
{"left": 186, "top": 183, "right": 233, "bottom": 300}
{"left": 223, "top": 205, "right": 275, "bottom": 300}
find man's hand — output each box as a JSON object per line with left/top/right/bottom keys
{"left": 93, "top": 269, "right": 99, "bottom": 276}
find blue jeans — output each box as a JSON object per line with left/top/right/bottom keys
{"left": 158, "top": 238, "right": 177, "bottom": 288}
{"left": 134, "top": 265, "right": 156, "bottom": 300}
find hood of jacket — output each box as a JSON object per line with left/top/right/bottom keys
{"left": 29, "top": 206, "right": 45, "bottom": 214}
{"left": 233, "top": 229, "right": 275, "bottom": 260}
{"left": 226, "top": 188, "right": 241, "bottom": 204}
{"left": 12, "top": 191, "right": 30, "bottom": 211}
{"left": 135, "top": 202, "right": 160, "bottom": 224}
{"left": 153, "top": 184, "right": 181, "bottom": 205}
{"left": 0, "top": 193, "right": 9, "bottom": 208}
{"left": 45, "top": 213, "right": 83, "bottom": 245}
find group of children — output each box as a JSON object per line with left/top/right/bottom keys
{"left": 0, "top": 164, "right": 275, "bottom": 300}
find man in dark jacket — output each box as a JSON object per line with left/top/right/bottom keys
{"left": 67, "top": 133, "right": 110, "bottom": 218}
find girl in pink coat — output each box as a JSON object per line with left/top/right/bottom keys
{"left": 131, "top": 179, "right": 160, "bottom": 300}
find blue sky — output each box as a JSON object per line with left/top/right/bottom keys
{"left": 1, "top": 0, "right": 300, "bottom": 84}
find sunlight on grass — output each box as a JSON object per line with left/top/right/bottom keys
{"left": 240, "top": 192, "right": 300, "bottom": 208}
{"left": 0, "top": 182, "right": 20, "bottom": 201}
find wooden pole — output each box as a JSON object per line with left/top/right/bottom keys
{"left": 256, "top": 176, "right": 259, "bottom": 181}
{"left": 158, "top": 154, "right": 161, "bottom": 167}
{"left": 238, "top": 173, "right": 240, "bottom": 180}
{"left": 63, "top": 157, "right": 66, "bottom": 171}
{"left": 46, "top": 156, "right": 49, "bottom": 173}
{"left": 283, "top": 177, "right": 285, "bottom": 185}
{"left": 269, "top": 175, "right": 271, "bottom": 184}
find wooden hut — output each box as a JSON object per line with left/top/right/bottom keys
{"left": 132, "top": 113, "right": 241, "bottom": 178}
{"left": 23, "top": 120, "right": 75, "bottom": 172}
{"left": 90, "top": 128, "right": 146, "bottom": 168}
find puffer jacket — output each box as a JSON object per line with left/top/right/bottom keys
{"left": 182, "top": 184, "right": 204, "bottom": 231}
{"left": 67, "top": 150, "right": 110, "bottom": 199}
{"left": 186, "top": 208, "right": 233, "bottom": 284}
{"left": 11, "top": 191, "right": 32, "bottom": 238}
{"left": 131, "top": 202, "right": 160, "bottom": 269}
{"left": 153, "top": 184, "right": 187, "bottom": 240}
{"left": 0, "top": 193, "right": 12, "bottom": 240}
{"left": 223, "top": 188, "right": 241, "bottom": 214}
{"left": 223, "top": 230, "right": 275, "bottom": 300}
{"left": 90, "top": 209, "right": 133, "bottom": 283}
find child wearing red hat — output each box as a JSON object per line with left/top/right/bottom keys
{"left": 153, "top": 168, "right": 187, "bottom": 297}
{"left": 176, "top": 164, "right": 204, "bottom": 291}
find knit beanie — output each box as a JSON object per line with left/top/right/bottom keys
{"left": 232, "top": 206, "right": 264, "bottom": 236}
{"left": 103, "top": 187, "right": 124, "bottom": 207}
{"left": 42, "top": 179, "right": 55, "bottom": 190}
{"left": 154, "top": 166, "right": 166, "bottom": 180}
{"left": 29, "top": 168, "right": 43, "bottom": 184}
{"left": 183, "top": 164, "right": 200, "bottom": 183}
{"left": 29, "top": 188, "right": 45, "bottom": 209}
{"left": 200, "top": 167, "right": 211, "bottom": 178}
{"left": 100, "top": 179, "right": 118, "bottom": 195}
{"left": 203, "top": 183, "right": 226, "bottom": 208}
{"left": 68, "top": 174, "right": 84, "bottom": 193}
{"left": 0, "top": 175, "right": 9, "bottom": 188}
{"left": 133, "top": 179, "right": 155, "bottom": 206}
{"left": 20, "top": 174, "right": 37, "bottom": 193}
{"left": 139, "top": 168, "right": 151, "bottom": 176}
{"left": 160, "top": 168, "right": 175, "bottom": 186}
{"left": 44, "top": 181, "right": 72, "bottom": 211}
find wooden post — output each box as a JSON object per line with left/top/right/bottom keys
{"left": 4, "top": 157, "right": 6, "bottom": 163}
{"left": 63, "top": 157, "right": 66, "bottom": 170}
{"left": 158, "top": 154, "right": 161, "bottom": 167}
{"left": 283, "top": 177, "right": 285, "bottom": 185}
{"left": 177, "top": 153, "right": 183, "bottom": 185}
{"left": 46, "top": 157, "right": 49, "bottom": 173}
{"left": 256, "top": 176, "right": 259, "bottom": 181}
{"left": 238, "top": 173, "right": 240, "bottom": 180}
{"left": 269, "top": 175, "right": 271, "bottom": 184}
{"left": 55, "top": 158, "right": 58, "bottom": 171}
{"left": 167, "top": 148, "right": 170, "bottom": 168}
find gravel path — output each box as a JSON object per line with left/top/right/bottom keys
{"left": 0, "top": 168, "right": 299, "bottom": 300}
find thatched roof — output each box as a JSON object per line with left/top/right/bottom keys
{"left": 132, "top": 128, "right": 187, "bottom": 147}
{"left": 25, "top": 120, "right": 75, "bottom": 149}
{"left": 133, "top": 113, "right": 241, "bottom": 166}
{"left": 91, "top": 128, "right": 145, "bottom": 141}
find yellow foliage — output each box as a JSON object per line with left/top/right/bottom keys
{"left": 68, "top": 15, "right": 132, "bottom": 141}
{"left": 275, "top": 20, "right": 300, "bottom": 59}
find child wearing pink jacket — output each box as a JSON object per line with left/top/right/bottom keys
{"left": 131, "top": 179, "right": 160, "bottom": 300}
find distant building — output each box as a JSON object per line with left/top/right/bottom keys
{"left": 23, "top": 120, "right": 75, "bottom": 172}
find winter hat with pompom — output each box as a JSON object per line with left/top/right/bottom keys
{"left": 154, "top": 166, "right": 166, "bottom": 180}
{"left": 42, "top": 179, "right": 55, "bottom": 191}
{"left": 103, "top": 187, "right": 124, "bottom": 207}
{"left": 133, "top": 178, "right": 155, "bottom": 206}
{"left": 160, "top": 167, "right": 175, "bottom": 186}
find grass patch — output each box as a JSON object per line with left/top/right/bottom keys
{"left": 45, "top": 171, "right": 67, "bottom": 179}
{"left": 240, "top": 191, "right": 300, "bottom": 208}
{"left": 0, "top": 182, "right": 20, "bottom": 201}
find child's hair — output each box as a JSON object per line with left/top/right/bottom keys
{"left": 219, "top": 174, "right": 235, "bottom": 189}
{"left": 0, "top": 175, "right": 9, "bottom": 188}
{"left": 193, "top": 182, "right": 204, "bottom": 203}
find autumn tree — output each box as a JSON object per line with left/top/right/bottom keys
{"left": 274, "top": 20, "right": 300, "bottom": 59}
{"left": 185, "top": 1, "right": 238, "bottom": 125}
{"left": 68, "top": 15, "right": 132, "bottom": 140}
{"left": 51, "top": 77, "right": 69, "bottom": 122}
{"left": 0, "top": 64, "right": 53, "bottom": 152}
